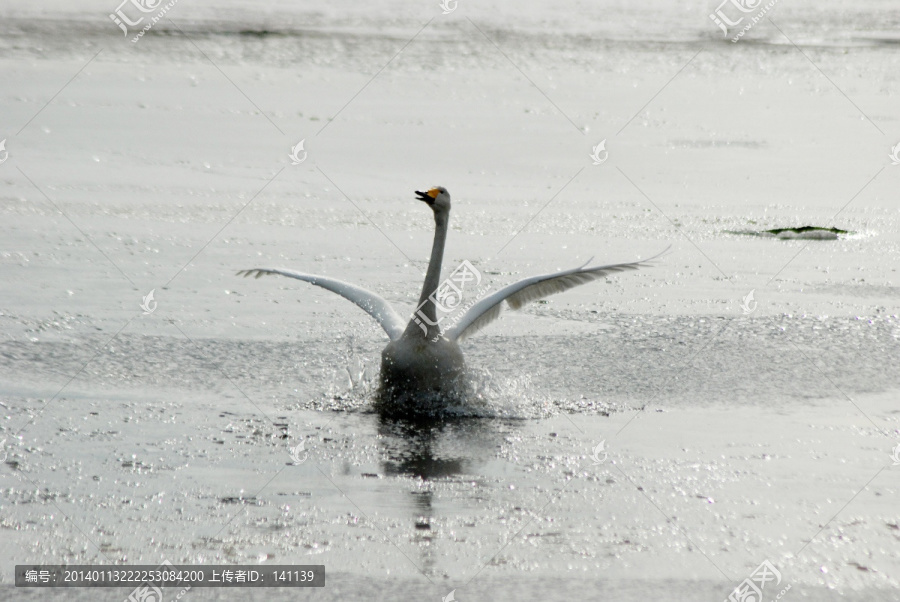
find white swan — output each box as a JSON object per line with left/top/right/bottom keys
{"left": 239, "top": 187, "right": 664, "bottom": 416}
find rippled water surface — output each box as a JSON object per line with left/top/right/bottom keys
{"left": 1, "top": 0, "right": 899, "bottom": 600}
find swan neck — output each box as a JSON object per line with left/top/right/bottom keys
{"left": 410, "top": 212, "right": 449, "bottom": 338}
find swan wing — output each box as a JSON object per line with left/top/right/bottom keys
{"left": 238, "top": 268, "right": 406, "bottom": 341}
{"left": 446, "top": 249, "right": 667, "bottom": 342}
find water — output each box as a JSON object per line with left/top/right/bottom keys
{"left": 1, "top": 1, "right": 899, "bottom": 600}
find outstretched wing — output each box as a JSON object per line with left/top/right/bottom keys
{"left": 445, "top": 248, "right": 667, "bottom": 342}
{"left": 238, "top": 268, "right": 406, "bottom": 341}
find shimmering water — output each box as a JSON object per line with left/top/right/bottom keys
{"left": 1, "top": 0, "right": 899, "bottom": 600}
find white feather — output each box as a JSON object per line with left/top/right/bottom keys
{"left": 237, "top": 268, "right": 406, "bottom": 341}
{"left": 445, "top": 249, "right": 667, "bottom": 342}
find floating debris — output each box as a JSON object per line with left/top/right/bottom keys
{"left": 727, "top": 226, "right": 850, "bottom": 240}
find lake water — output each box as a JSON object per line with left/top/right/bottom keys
{"left": 1, "top": 1, "right": 899, "bottom": 600}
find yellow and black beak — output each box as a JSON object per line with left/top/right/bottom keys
{"left": 415, "top": 188, "right": 439, "bottom": 205}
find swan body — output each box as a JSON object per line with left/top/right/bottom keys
{"left": 239, "top": 187, "right": 663, "bottom": 417}
{"left": 380, "top": 334, "right": 466, "bottom": 408}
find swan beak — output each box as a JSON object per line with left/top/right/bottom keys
{"left": 415, "top": 189, "right": 439, "bottom": 204}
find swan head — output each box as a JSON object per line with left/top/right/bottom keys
{"left": 415, "top": 187, "right": 451, "bottom": 213}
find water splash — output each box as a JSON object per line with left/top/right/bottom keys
{"left": 311, "top": 336, "right": 623, "bottom": 419}
{"left": 318, "top": 359, "right": 569, "bottom": 420}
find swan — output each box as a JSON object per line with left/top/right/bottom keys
{"left": 239, "top": 187, "right": 663, "bottom": 417}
